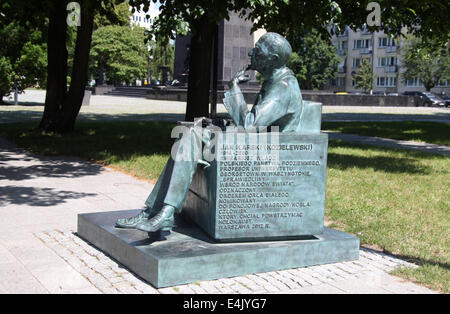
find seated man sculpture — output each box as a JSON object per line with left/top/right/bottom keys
{"left": 116, "top": 32, "right": 305, "bottom": 233}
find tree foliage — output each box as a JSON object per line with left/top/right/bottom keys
{"left": 287, "top": 29, "right": 340, "bottom": 90}
{"left": 131, "top": 0, "right": 449, "bottom": 43}
{"left": 94, "top": 1, "right": 132, "bottom": 29}
{"left": 245, "top": 0, "right": 450, "bottom": 45}
{"left": 90, "top": 25, "right": 148, "bottom": 85}
{"left": 401, "top": 37, "right": 450, "bottom": 91}
{"left": 0, "top": 57, "right": 14, "bottom": 102}
{"left": 148, "top": 40, "right": 175, "bottom": 81}
{"left": 354, "top": 59, "right": 375, "bottom": 92}
{"left": 0, "top": 20, "right": 47, "bottom": 101}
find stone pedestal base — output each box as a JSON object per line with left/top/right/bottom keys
{"left": 77, "top": 210, "right": 359, "bottom": 288}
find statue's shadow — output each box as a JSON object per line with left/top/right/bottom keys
{"left": 129, "top": 213, "right": 318, "bottom": 247}
{"left": 129, "top": 214, "right": 217, "bottom": 247}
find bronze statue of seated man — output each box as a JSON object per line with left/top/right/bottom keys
{"left": 116, "top": 32, "right": 305, "bottom": 233}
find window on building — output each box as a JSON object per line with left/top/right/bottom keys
{"left": 377, "top": 57, "right": 397, "bottom": 66}
{"left": 330, "top": 77, "right": 345, "bottom": 86}
{"left": 337, "top": 58, "right": 345, "bottom": 70}
{"left": 377, "top": 57, "right": 386, "bottom": 66}
{"left": 405, "top": 77, "right": 423, "bottom": 87}
{"left": 438, "top": 80, "right": 449, "bottom": 87}
{"left": 376, "top": 77, "right": 397, "bottom": 87}
{"left": 389, "top": 77, "right": 397, "bottom": 86}
{"left": 353, "top": 58, "right": 370, "bottom": 68}
{"left": 378, "top": 37, "right": 395, "bottom": 47}
{"left": 338, "top": 41, "right": 347, "bottom": 50}
{"left": 353, "top": 39, "right": 370, "bottom": 49}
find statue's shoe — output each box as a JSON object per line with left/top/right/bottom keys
{"left": 136, "top": 205, "right": 175, "bottom": 232}
{"left": 115, "top": 207, "right": 158, "bottom": 229}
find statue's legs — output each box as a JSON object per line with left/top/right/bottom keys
{"left": 115, "top": 160, "right": 172, "bottom": 228}
{"left": 116, "top": 125, "right": 203, "bottom": 231}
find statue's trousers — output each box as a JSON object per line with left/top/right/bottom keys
{"left": 144, "top": 125, "right": 205, "bottom": 213}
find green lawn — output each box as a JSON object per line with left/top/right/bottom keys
{"left": 325, "top": 140, "right": 449, "bottom": 292}
{"left": 0, "top": 121, "right": 448, "bottom": 292}
{"left": 323, "top": 121, "right": 450, "bottom": 146}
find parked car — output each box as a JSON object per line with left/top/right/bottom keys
{"left": 372, "top": 91, "right": 386, "bottom": 96}
{"left": 387, "top": 93, "right": 399, "bottom": 96}
{"left": 421, "top": 92, "right": 446, "bottom": 107}
{"left": 403, "top": 91, "right": 446, "bottom": 106}
{"left": 335, "top": 92, "right": 349, "bottom": 95}
{"left": 440, "top": 95, "right": 450, "bottom": 107}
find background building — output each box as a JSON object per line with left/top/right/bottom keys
{"left": 174, "top": 11, "right": 260, "bottom": 89}
{"left": 129, "top": 4, "right": 159, "bottom": 30}
{"left": 328, "top": 26, "right": 450, "bottom": 94}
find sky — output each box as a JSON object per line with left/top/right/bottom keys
{"left": 142, "top": 2, "right": 161, "bottom": 19}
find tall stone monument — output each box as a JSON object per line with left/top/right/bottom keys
{"left": 173, "top": 11, "right": 259, "bottom": 90}
{"left": 78, "top": 32, "right": 359, "bottom": 288}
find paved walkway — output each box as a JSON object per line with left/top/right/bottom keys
{"left": 0, "top": 137, "right": 439, "bottom": 294}
{"left": 2, "top": 90, "right": 450, "bottom": 124}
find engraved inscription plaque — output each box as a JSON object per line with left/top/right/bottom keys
{"left": 182, "top": 131, "right": 328, "bottom": 241}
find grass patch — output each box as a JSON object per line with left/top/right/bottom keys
{"left": 326, "top": 140, "right": 449, "bottom": 292}
{"left": 0, "top": 120, "right": 448, "bottom": 292}
{"left": 323, "top": 121, "right": 450, "bottom": 146}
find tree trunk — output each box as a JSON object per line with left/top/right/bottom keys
{"left": 60, "top": 0, "right": 96, "bottom": 132}
{"left": 185, "top": 16, "right": 216, "bottom": 121}
{"left": 39, "top": 0, "right": 68, "bottom": 131}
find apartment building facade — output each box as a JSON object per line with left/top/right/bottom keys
{"left": 129, "top": 4, "right": 159, "bottom": 30}
{"left": 328, "top": 26, "right": 450, "bottom": 94}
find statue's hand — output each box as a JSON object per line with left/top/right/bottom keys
{"left": 228, "top": 68, "right": 251, "bottom": 89}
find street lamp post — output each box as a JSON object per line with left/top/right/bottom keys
{"left": 210, "top": 24, "right": 219, "bottom": 118}
{"left": 14, "top": 77, "right": 18, "bottom": 106}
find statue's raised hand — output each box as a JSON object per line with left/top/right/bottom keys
{"left": 228, "top": 68, "right": 251, "bottom": 89}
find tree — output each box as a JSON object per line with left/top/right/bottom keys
{"left": 148, "top": 40, "right": 175, "bottom": 82}
{"left": 37, "top": 0, "right": 128, "bottom": 132}
{"left": 354, "top": 59, "right": 375, "bottom": 93}
{"left": 1, "top": 0, "right": 130, "bottom": 131}
{"left": 129, "top": 0, "right": 450, "bottom": 121}
{"left": 89, "top": 25, "right": 149, "bottom": 85}
{"left": 0, "top": 20, "right": 47, "bottom": 103}
{"left": 402, "top": 37, "right": 450, "bottom": 91}
{"left": 287, "top": 29, "right": 340, "bottom": 90}
{"left": 0, "top": 57, "right": 13, "bottom": 104}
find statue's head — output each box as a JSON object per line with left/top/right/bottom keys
{"left": 249, "top": 32, "right": 292, "bottom": 73}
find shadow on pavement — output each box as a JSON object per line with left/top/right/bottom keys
{"left": 0, "top": 158, "right": 104, "bottom": 181}
{"left": 361, "top": 247, "right": 450, "bottom": 272}
{"left": 0, "top": 185, "right": 97, "bottom": 207}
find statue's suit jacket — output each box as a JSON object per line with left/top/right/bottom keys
{"left": 223, "top": 66, "right": 303, "bottom": 132}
